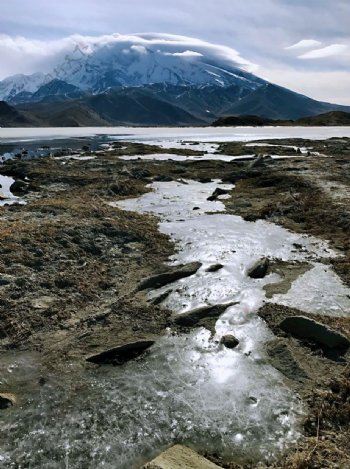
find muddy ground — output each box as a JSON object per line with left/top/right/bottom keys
{"left": 0, "top": 137, "right": 349, "bottom": 468}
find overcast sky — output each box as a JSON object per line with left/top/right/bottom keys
{"left": 1, "top": 0, "right": 349, "bottom": 104}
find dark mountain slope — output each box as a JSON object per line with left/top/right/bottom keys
{"left": 224, "top": 84, "right": 350, "bottom": 120}
{"left": 16, "top": 88, "right": 203, "bottom": 126}
{"left": 85, "top": 88, "right": 204, "bottom": 125}
{"left": 30, "top": 79, "right": 85, "bottom": 103}
{"left": 0, "top": 101, "right": 38, "bottom": 127}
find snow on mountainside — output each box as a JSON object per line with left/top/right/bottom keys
{"left": 0, "top": 72, "right": 48, "bottom": 101}
{"left": 0, "top": 33, "right": 264, "bottom": 101}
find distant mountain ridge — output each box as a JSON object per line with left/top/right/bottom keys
{"left": 0, "top": 33, "right": 349, "bottom": 125}
{"left": 213, "top": 111, "right": 350, "bottom": 127}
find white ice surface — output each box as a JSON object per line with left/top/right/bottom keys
{"left": 115, "top": 180, "right": 348, "bottom": 317}
{"left": 269, "top": 263, "right": 350, "bottom": 315}
{"left": 119, "top": 153, "right": 255, "bottom": 162}
{"left": 0, "top": 175, "right": 23, "bottom": 206}
{"left": 1, "top": 126, "right": 350, "bottom": 143}
{"left": 119, "top": 153, "right": 309, "bottom": 162}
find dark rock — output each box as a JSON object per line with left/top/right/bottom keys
{"left": 137, "top": 262, "right": 202, "bottom": 291}
{"left": 199, "top": 178, "right": 212, "bottom": 183}
{"left": 193, "top": 207, "right": 200, "bottom": 211}
{"left": 10, "top": 179, "right": 29, "bottom": 194}
{"left": 206, "top": 263, "right": 224, "bottom": 272}
{"left": 0, "top": 277, "right": 11, "bottom": 286}
{"left": 150, "top": 289, "right": 173, "bottom": 305}
{"left": 173, "top": 301, "right": 238, "bottom": 327}
{"left": 221, "top": 334, "right": 240, "bottom": 349}
{"left": 86, "top": 340, "right": 155, "bottom": 365}
{"left": 153, "top": 175, "right": 173, "bottom": 182}
{"left": 207, "top": 187, "right": 229, "bottom": 201}
{"left": 130, "top": 168, "right": 151, "bottom": 180}
{"left": 247, "top": 258, "right": 270, "bottom": 279}
{"left": 0, "top": 393, "right": 16, "bottom": 409}
{"left": 279, "top": 316, "right": 350, "bottom": 349}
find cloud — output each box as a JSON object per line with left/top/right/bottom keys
{"left": 130, "top": 45, "right": 147, "bottom": 54}
{"left": 0, "top": 32, "right": 258, "bottom": 79}
{"left": 170, "top": 50, "right": 203, "bottom": 57}
{"left": 298, "top": 44, "right": 348, "bottom": 59}
{"left": 285, "top": 39, "right": 322, "bottom": 50}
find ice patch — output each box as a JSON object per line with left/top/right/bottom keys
{"left": 0, "top": 175, "right": 23, "bottom": 206}
{"left": 269, "top": 263, "right": 350, "bottom": 315}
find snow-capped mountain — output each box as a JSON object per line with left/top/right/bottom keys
{"left": 0, "top": 72, "right": 48, "bottom": 101}
{"left": 2, "top": 33, "right": 349, "bottom": 125}
{"left": 0, "top": 33, "right": 264, "bottom": 102}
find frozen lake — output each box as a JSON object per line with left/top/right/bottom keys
{"left": 1, "top": 126, "right": 350, "bottom": 144}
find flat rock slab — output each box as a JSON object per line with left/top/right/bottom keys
{"left": 279, "top": 316, "right": 350, "bottom": 350}
{"left": 173, "top": 302, "right": 238, "bottom": 328}
{"left": 137, "top": 262, "right": 202, "bottom": 291}
{"left": 86, "top": 340, "right": 155, "bottom": 365}
{"left": 142, "top": 444, "right": 222, "bottom": 469}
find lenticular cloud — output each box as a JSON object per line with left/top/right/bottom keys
{"left": 0, "top": 32, "right": 258, "bottom": 79}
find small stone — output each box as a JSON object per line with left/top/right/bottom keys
{"left": 207, "top": 187, "right": 229, "bottom": 201}
{"left": 0, "top": 393, "right": 16, "bottom": 409}
{"left": 221, "top": 334, "right": 240, "bottom": 349}
{"left": 206, "top": 264, "right": 224, "bottom": 273}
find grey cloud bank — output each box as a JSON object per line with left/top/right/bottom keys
{"left": 0, "top": 0, "right": 349, "bottom": 104}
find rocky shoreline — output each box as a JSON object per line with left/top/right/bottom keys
{"left": 0, "top": 137, "right": 349, "bottom": 468}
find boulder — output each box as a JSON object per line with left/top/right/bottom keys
{"left": 173, "top": 302, "right": 237, "bottom": 328}
{"left": 279, "top": 316, "right": 350, "bottom": 349}
{"left": 86, "top": 340, "right": 155, "bottom": 365}
{"left": 247, "top": 258, "right": 270, "bottom": 279}
{"left": 221, "top": 334, "right": 240, "bottom": 349}
{"left": 142, "top": 444, "right": 223, "bottom": 469}
{"left": 9, "top": 179, "right": 29, "bottom": 194}
{"left": 0, "top": 393, "right": 16, "bottom": 409}
{"left": 137, "top": 262, "right": 202, "bottom": 291}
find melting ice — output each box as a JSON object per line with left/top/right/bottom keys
{"left": 2, "top": 179, "right": 350, "bottom": 469}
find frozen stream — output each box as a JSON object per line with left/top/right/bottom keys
{"left": 1, "top": 180, "right": 350, "bottom": 468}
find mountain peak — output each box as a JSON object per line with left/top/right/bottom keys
{"left": 0, "top": 33, "right": 263, "bottom": 102}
